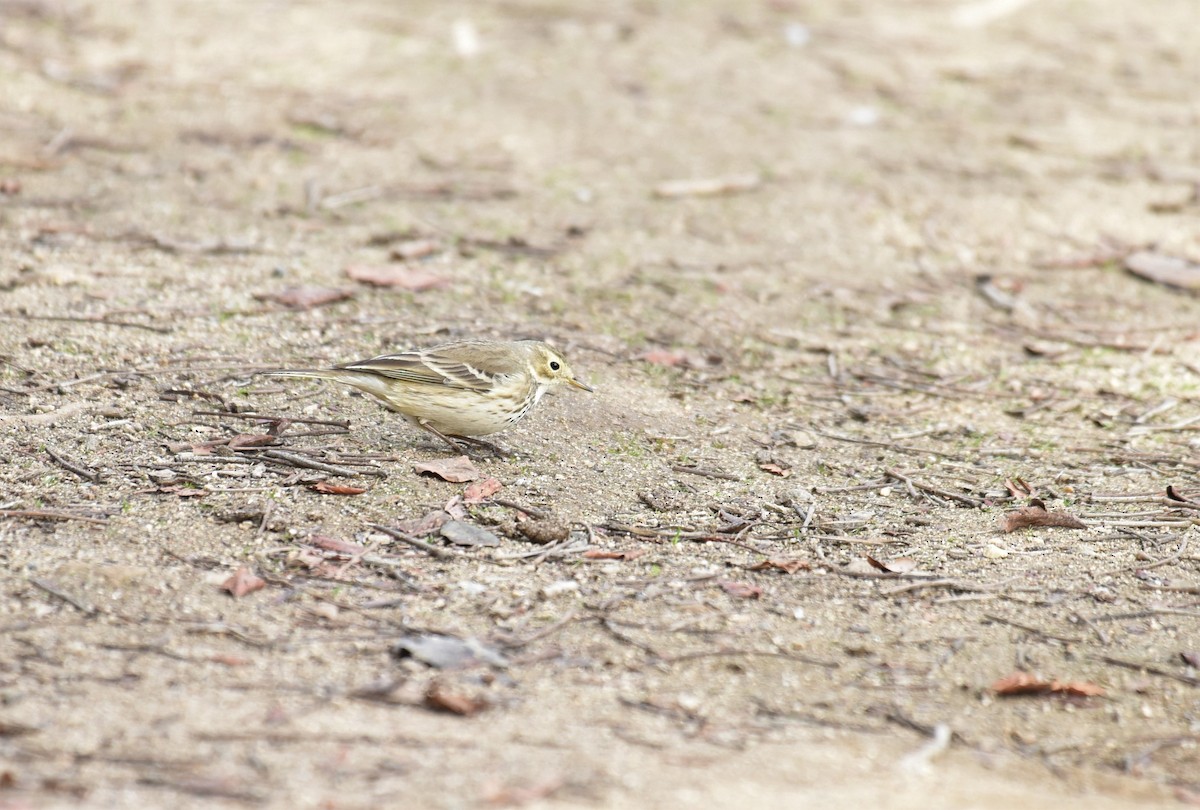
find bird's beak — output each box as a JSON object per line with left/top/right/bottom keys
{"left": 568, "top": 377, "right": 594, "bottom": 393}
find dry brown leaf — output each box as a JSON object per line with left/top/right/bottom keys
{"left": 393, "top": 509, "right": 450, "bottom": 536}
{"left": 424, "top": 681, "right": 488, "bottom": 716}
{"left": 221, "top": 566, "right": 265, "bottom": 598}
{"left": 254, "top": 285, "right": 355, "bottom": 309}
{"left": 209, "top": 654, "right": 251, "bottom": 667}
{"left": 310, "top": 481, "right": 367, "bottom": 495}
{"left": 1125, "top": 250, "right": 1200, "bottom": 292}
{"left": 638, "top": 349, "right": 690, "bottom": 367}
{"left": 582, "top": 549, "right": 647, "bottom": 561}
{"left": 227, "top": 433, "right": 276, "bottom": 450}
{"left": 747, "top": 558, "right": 811, "bottom": 574}
{"left": 388, "top": 238, "right": 443, "bottom": 260}
{"left": 1002, "top": 505, "right": 1086, "bottom": 532}
{"left": 992, "top": 671, "right": 1105, "bottom": 697}
{"left": 718, "top": 580, "right": 763, "bottom": 599}
{"left": 414, "top": 455, "right": 480, "bottom": 483}
{"left": 1004, "top": 477, "right": 1033, "bottom": 498}
{"left": 758, "top": 462, "right": 792, "bottom": 478}
{"left": 463, "top": 477, "right": 503, "bottom": 503}
{"left": 309, "top": 535, "right": 367, "bottom": 555}
{"left": 344, "top": 264, "right": 449, "bottom": 290}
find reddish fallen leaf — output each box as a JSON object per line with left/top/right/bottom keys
{"left": 1004, "top": 477, "right": 1033, "bottom": 498}
{"left": 718, "top": 580, "right": 763, "bottom": 599}
{"left": 1175, "top": 787, "right": 1200, "bottom": 808}
{"left": 389, "top": 238, "right": 443, "bottom": 260}
{"left": 209, "top": 653, "right": 251, "bottom": 667}
{"left": 221, "top": 566, "right": 265, "bottom": 598}
{"left": 344, "top": 264, "right": 449, "bottom": 290}
{"left": 1181, "top": 651, "right": 1200, "bottom": 668}
{"left": 254, "top": 285, "right": 355, "bottom": 310}
{"left": 991, "top": 671, "right": 1105, "bottom": 697}
{"left": 1125, "top": 250, "right": 1200, "bottom": 292}
{"left": 463, "top": 477, "right": 503, "bottom": 503}
{"left": 414, "top": 456, "right": 480, "bottom": 483}
{"left": 1002, "top": 504, "right": 1086, "bottom": 532}
{"left": 759, "top": 462, "right": 792, "bottom": 478}
{"left": 392, "top": 509, "right": 450, "bottom": 536}
{"left": 310, "top": 481, "right": 367, "bottom": 495}
{"left": 638, "top": 349, "right": 690, "bottom": 367}
{"left": 309, "top": 535, "right": 367, "bottom": 555}
{"left": 480, "top": 777, "right": 564, "bottom": 807}
{"left": 227, "top": 433, "right": 276, "bottom": 450}
{"left": 190, "top": 433, "right": 275, "bottom": 455}
{"left": 582, "top": 549, "right": 647, "bottom": 561}
{"left": 424, "top": 680, "right": 488, "bottom": 716}
{"left": 747, "top": 558, "right": 811, "bottom": 574}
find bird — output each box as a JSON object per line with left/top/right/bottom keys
{"left": 263, "top": 339, "right": 593, "bottom": 455}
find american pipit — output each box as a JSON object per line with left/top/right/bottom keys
{"left": 264, "top": 339, "right": 592, "bottom": 454}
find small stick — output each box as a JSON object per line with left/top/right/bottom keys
{"left": 0, "top": 312, "right": 171, "bottom": 334}
{"left": 885, "top": 469, "right": 983, "bottom": 507}
{"left": 30, "top": 578, "right": 98, "bottom": 615}
{"left": 0, "top": 509, "right": 108, "bottom": 524}
{"left": 982, "top": 613, "right": 1082, "bottom": 644}
{"left": 368, "top": 523, "right": 457, "bottom": 560}
{"left": 45, "top": 446, "right": 101, "bottom": 482}
{"left": 489, "top": 498, "right": 551, "bottom": 520}
{"left": 1097, "top": 655, "right": 1200, "bottom": 686}
{"left": 671, "top": 464, "right": 739, "bottom": 481}
{"left": 256, "top": 449, "right": 382, "bottom": 477}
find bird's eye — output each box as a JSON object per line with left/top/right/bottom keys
{"left": 549, "top": 361, "right": 561, "bottom": 371}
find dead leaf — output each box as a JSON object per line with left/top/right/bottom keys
{"left": 344, "top": 264, "right": 449, "bottom": 290}
{"left": 653, "top": 173, "right": 762, "bottom": 198}
{"left": 582, "top": 549, "right": 647, "bottom": 561}
{"left": 310, "top": 481, "right": 367, "bottom": 495}
{"left": 309, "top": 535, "right": 367, "bottom": 555}
{"left": 991, "top": 671, "right": 1105, "bottom": 697}
{"left": 1124, "top": 250, "right": 1200, "bottom": 292}
{"left": 440, "top": 521, "right": 500, "bottom": 547}
{"left": 228, "top": 433, "right": 276, "bottom": 450}
{"left": 1002, "top": 504, "right": 1086, "bottom": 532}
{"left": 209, "top": 653, "right": 251, "bottom": 667}
{"left": 388, "top": 238, "right": 443, "bottom": 260}
{"left": 463, "top": 477, "right": 503, "bottom": 503}
{"left": 424, "top": 680, "right": 488, "bottom": 716}
{"left": 1004, "top": 477, "right": 1033, "bottom": 498}
{"left": 393, "top": 633, "right": 507, "bottom": 669}
{"left": 443, "top": 494, "right": 468, "bottom": 520}
{"left": 414, "top": 455, "right": 480, "bottom": 483}
{"left": 220, "top": 566, "right": 265, "bottom": 598}
{"left": 718, "top": 580, "right": 763, "bottom": 599}
{"left": 254, "top": 285, "right": 355, "bottom": 309}
{"left": 758, "top": 461, "right": 792, "bottom": 478}
{"left": 392, "top": 509, "right": 450, "bottom": 536}
{"left": 747, "top": 558, "right": 811, "bottom": 574}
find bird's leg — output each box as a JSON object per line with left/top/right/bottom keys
{"left": 449, "top": 434, "right": 522, "bottom": 458}
{"left": 415, "top": 420, "right": 472, "bottom": 455}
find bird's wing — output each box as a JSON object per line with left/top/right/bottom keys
{"left": 336, "top": 344, "right": 515, "bottom": 392}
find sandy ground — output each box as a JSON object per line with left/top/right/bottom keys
{"left": 2, "top": 0, "right": 1200, "bottom": 807}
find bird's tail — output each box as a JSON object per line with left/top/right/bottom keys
{"left": 260, "top": 368, "right": 395, "bottom": 402}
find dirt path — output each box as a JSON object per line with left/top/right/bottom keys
{"left": 2, "top": 0, "right": 1199, "bottom": 806}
